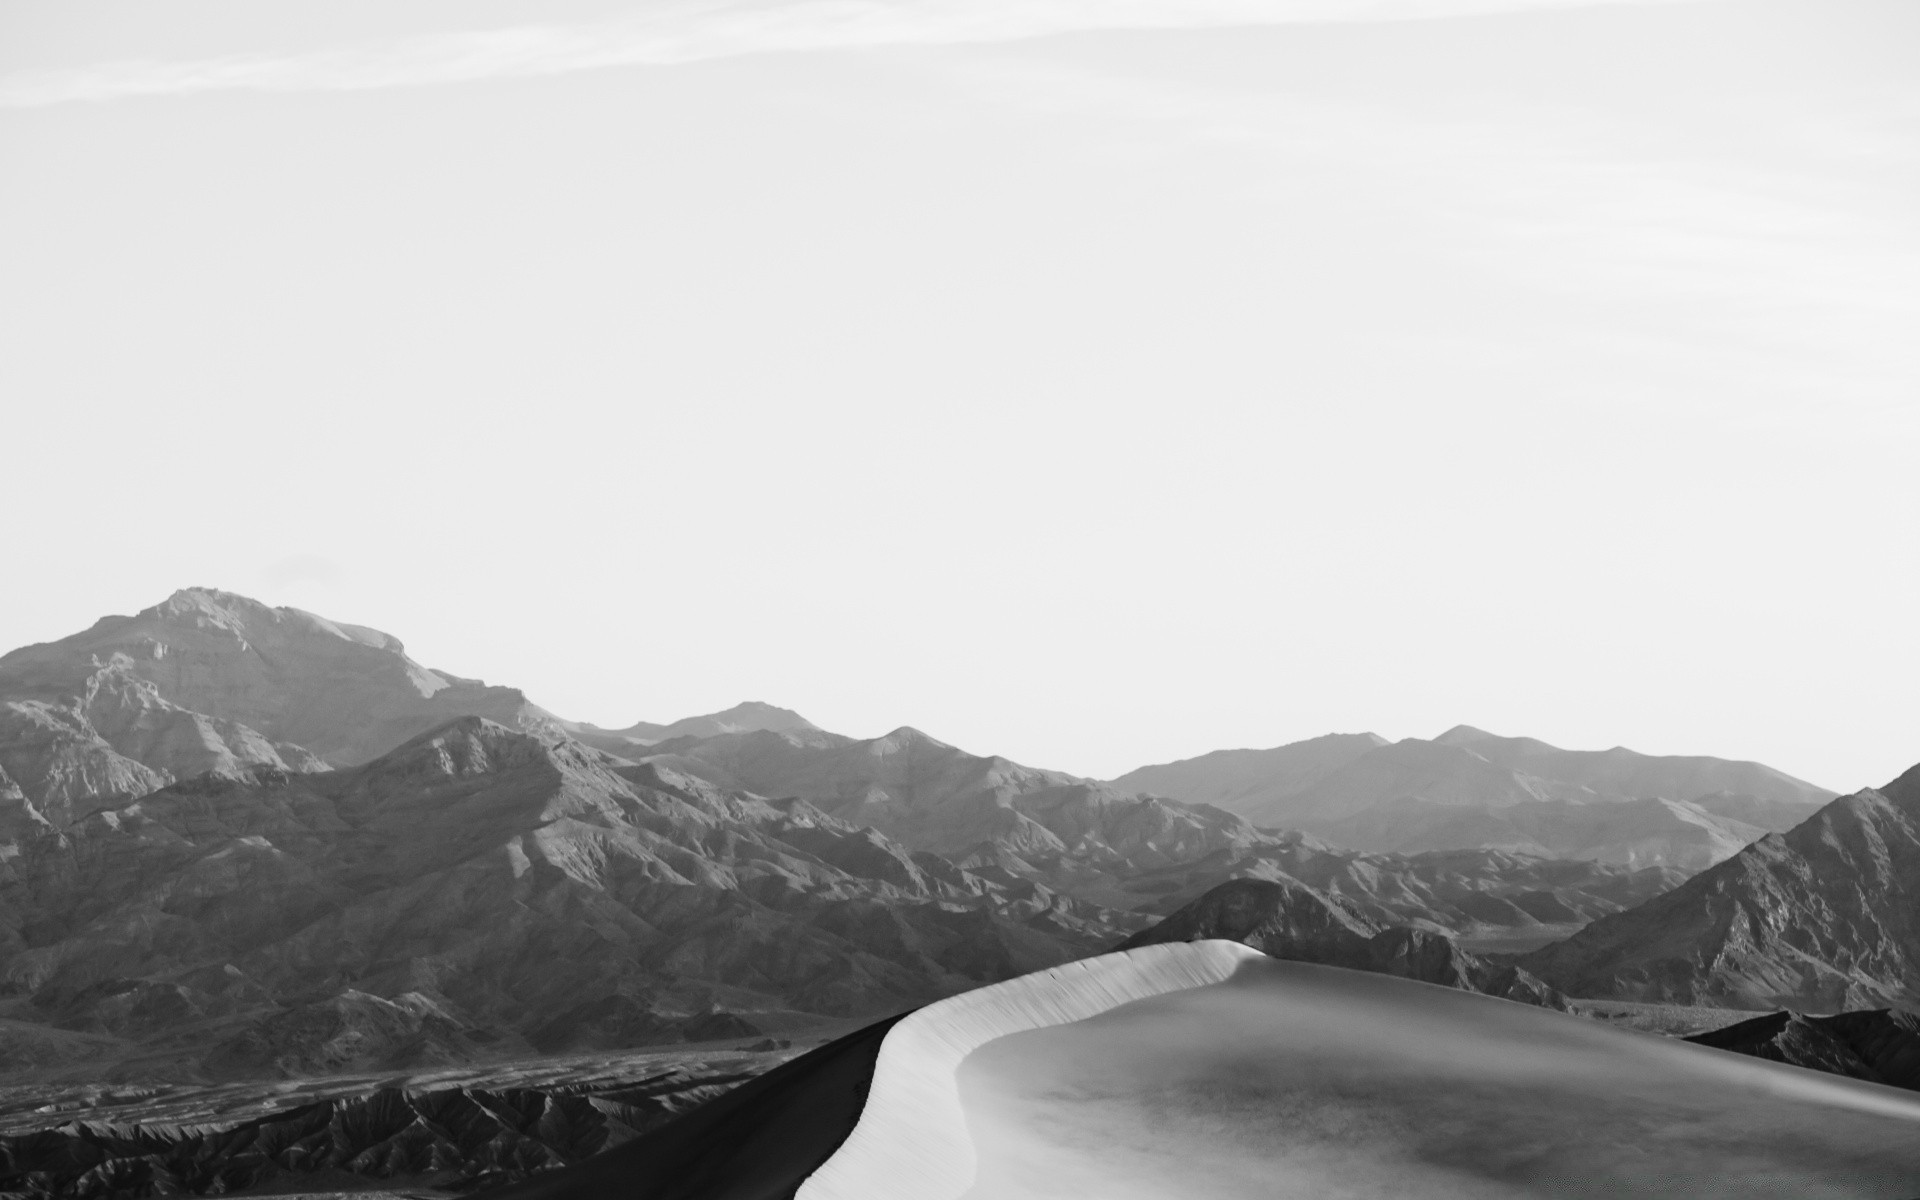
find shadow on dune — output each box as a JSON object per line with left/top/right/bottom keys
{"left": 472, "top": 1014, "right": 906, "bottom": 1200}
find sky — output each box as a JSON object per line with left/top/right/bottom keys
{"left": 1, "top": 0, "right": 1916, "bottom": 790}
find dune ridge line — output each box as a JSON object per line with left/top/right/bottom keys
{"left": 795, "top": 939, "right": 1264, "bottom": 1200}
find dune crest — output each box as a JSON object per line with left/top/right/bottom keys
{"left": 796, "top": 940, "right": 1261, "bottom": 1200}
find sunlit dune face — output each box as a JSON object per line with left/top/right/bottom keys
{"left": 955, "top": 960, "right": 1920, "bottom": 1199}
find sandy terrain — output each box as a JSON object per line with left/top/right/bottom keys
{"left": 783, "top": 944, "right": 1920, "bottom": 1200}
{"left": 945, "top": 956, "right": 1920, "bottom": 1199}
{"left": 797, "top": 942, "right": 1258, "bottom": 1200}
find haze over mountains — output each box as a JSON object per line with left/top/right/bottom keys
{"left": 1115, "top": 724, "right": 1834, "bottom": 868}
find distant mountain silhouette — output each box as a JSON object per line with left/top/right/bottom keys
{"left": 1113, "top": 725, "right": 1832, "bottom": 867}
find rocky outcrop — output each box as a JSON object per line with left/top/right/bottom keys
{"left": 1521, "top": 761, "right": 1920, "bottom": 1009}
{"left": 1687, "top": 1008, "right": 1920, "bottom": 1092}
{"left": 1118, "top": 879, "right": 1567, "bottom": 1008}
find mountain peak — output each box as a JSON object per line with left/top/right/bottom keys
{"left": 870, "top": 726, "right": 953, "bottom": 754}
{"left": 611, "top": 700, "right": 818, "bottom": 742}
{"left": 152, "top": 586, "right": 261, "bottom": 633}
{"left": 378, "top": 716, "right": 560, "bottom": 780}
{"left": 1433, "top": 724, "right": 1500, "bottom": 745}
{"left": 709, "top": 700, "right": 814, "bottom": 726}
{"left": 146, "top": 588, "right": 409, "bottom": 654}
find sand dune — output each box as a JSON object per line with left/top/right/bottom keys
{"left": 798, "top": 942, "right": 1259, "bottom": 1200}
{"left": 801, "top": 944, "right": 1920, "bottom": 1199}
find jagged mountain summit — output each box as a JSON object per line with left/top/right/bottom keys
{"left": 1521, "top": 760, "right": 1920, "bottom": 1011}
{"left": 1113, "top": 724, "right": 1833, "bottom": 867}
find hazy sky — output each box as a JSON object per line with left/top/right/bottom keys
{"left": 2, "top": 0, "right": 1915, "bottom": 790}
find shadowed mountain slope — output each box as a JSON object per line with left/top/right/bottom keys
{"left": 1687, "top": 1008, "right": 1920, "bottom": 1093}
{"left": 1522, "top": 760, "right": 1920, "bottom": 1010}
{"left": 0, "top": 718, "right": 1132, "bottom": 1076}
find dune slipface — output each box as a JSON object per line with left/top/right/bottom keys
{"left": 798, "top": 943, "right": 1920, "bottom": 1200}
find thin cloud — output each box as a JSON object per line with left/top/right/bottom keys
{"left": 0, "top": 0, "right": 1707, "bottom": 108}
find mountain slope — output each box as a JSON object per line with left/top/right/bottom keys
{"left": 0, "top": 718, "right": 1135, "bottom": 1075}
{"left": 637, "top": 726, "right": 1268, "bottom": 906}
{"left": 1521, "top": 761, "right": 1920, "bottom": 1010}
{"left": 0, "top": 589, "right": 556, "bottom": 822}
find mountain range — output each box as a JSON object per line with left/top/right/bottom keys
{"left": 0, "top": 713, "right": 1136, "bottom": 1078}
{"left": 1114, "top": 724, "right": 1834, "bottom": 867}
{"left": 622, "top": 727, "right": 1684, "bottom": 948}
{"left": 2, "top": 586, "right": 1908, "bottom": 1087}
